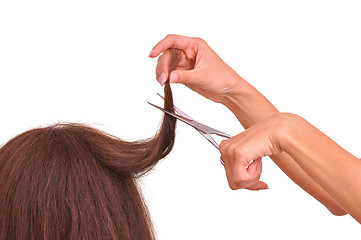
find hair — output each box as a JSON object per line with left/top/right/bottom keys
{"left": 0, "top": 83, "right": 176, "bottom": 240}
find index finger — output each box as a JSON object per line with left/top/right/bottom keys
{"left": 149, "top": 34, "right": 197, "bottom": 58}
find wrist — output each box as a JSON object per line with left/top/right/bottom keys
{"left": 222, "top": 74, "right": 254, "bottom": 109}
{"left": 222, "top": 73, "right": 279, "bottom": 128}
{"left": 277, "top": 113, "right": 302, "bottom": 152}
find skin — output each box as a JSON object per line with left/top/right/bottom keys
{"left": 149, "top": 34, "right": 361, "bottom": 223}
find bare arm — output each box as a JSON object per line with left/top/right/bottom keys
{"left": 219, "top": 112, "right": 361, "bottom": 222}
{"left": 223, "top": 76, "right": 347, "bottom": 215}
{"left": 150, "top": 34, "right": 347, "bottom": 216}
{"left": 282, "top": 114, "right": 361, "bottom": 221}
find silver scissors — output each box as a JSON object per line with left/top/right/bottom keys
{"left": 148, "top": 93, "right": 232, "bottom": 165}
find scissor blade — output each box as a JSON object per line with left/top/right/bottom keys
{"left": 202, "top": 133, "right": 221, "bottom": 149}
{"left": 214, "top": 130, "right": 232, "bottom": 139}
{"left": 147, "top": 102, "right": 196, "bottom": 127}
{"left": 157, "top": 93, "right": 193, "bottom": 119}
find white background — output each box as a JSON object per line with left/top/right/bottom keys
{"left": 1, "top": 0, "right": 360, "bottom": 239}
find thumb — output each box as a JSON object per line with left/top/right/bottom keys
{"left": 169, "top": 69, "right": 197, "bottom": 84}
{"left": 247, "top": 181, "right": 269, "bottom": 190}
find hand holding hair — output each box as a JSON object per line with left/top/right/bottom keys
{"left": 151, "top": 34, "right": 361, "bottom": 223}
{"left": 149, "top": 34, "right": 241, "bottom": 104}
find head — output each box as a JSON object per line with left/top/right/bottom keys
{"left": 0, "top": 83, "right": 176, "bottom": 239}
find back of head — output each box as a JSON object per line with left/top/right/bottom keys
{"left": 0, "top": 83, "right": 176, "bottom": 240}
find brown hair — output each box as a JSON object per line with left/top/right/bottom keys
{"left": 0, "top": 83, "right": 176, "bottom": 240}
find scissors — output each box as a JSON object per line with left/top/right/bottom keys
{"left": 148, "top": 93, "right": 232, "bottom": 165}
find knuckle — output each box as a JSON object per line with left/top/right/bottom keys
{"left": 232, "top": 171, "right": 252, "bottom": 187}
{"left": 219, "top": 140, "right": 227, "bottom": 152}
{"left": 233, "top": 176, "right": 246, "bottom": 187}
{"left": 234, "top": 146, "right": 247, "bottom": 159}
{"left": 165, "top": 34, "right": 175, "bottom": 38}
{"left": 229, "top": 185, "right": 238, "bottom": 191}
{"left": 234, "top": 147, "right": 243, "bottom": 158}
{"left": 219, "top": 139, "right": 231, "bottom": 154}
{"left": 190, "top": 37, "right": 207, "bottom": 50}
{"left": 228, "top": 182, "right": 239, "bottom": 191}
{"left": 194, "top": 37, "right": 206, "bottom": 44}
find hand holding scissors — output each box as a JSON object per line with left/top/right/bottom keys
{"left": 148, "top": 92, "right": 269, "bottom": 191}
{"left": 148, "top": 93, "right": 231, "bottom": 165}
{"left": 148, "top": 34, "right": 360, "bottom": 219}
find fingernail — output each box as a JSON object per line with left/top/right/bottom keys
{"left": 158, "top": 72, "right": 166, "bottom": 86}
{"left": 148, "top": 49, "right": 153, "bottom": 57}
{"left": 170, "top": 73, "right": 178, "bottom": 83}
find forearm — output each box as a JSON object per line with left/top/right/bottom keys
{"left": 224, "top": 76, "right": 278, "bottom": 129}
{"left": 270, "top": 152, "right": 346, "bottom": 215}
{"left": 282, "top": 114, "right": 361, "bottom": 222}
{"left": 223, "top": 75, "right": 346, "bottom": 214}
